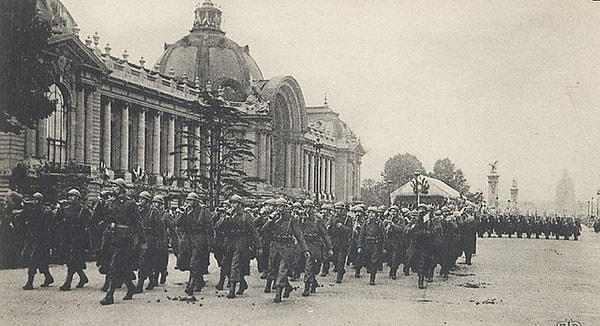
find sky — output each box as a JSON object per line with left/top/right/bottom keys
{"left": 60, "top": 0, "right": 600, "bottom": 203}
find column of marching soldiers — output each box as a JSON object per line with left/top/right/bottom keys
{"left": 9, "top": 178, "right": 486, "bottom": 306}
{"left": 476, "top": 214, "right": 582, "bottom": 240}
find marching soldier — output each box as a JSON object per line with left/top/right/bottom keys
{"left": 382, "top": 205, "right": 405, "bottom": 280}
{"left": 92, "top": 190, "right": 114, "bottom": 292}
{"left": 262, "top": 198, "right": 310, "bottom": 303}
{"left": 135, "top": 191, "right": 162, "bottom": 293}
{"left": 21, "top": 192, "right": 54, "bottom": 290}
{"left": 100, "top": 179, "right": 141, "bottom": 305}
{"left": 349, "top": 205, "right": 365, "bottom": 278}
{"left": 155, "top": 195, "right": 173, "bottom": 285}
{"left": 254, "top": 198, "right": 276, "bottom": 280}
{"left": 407, "top": 204, "right": 434, "bottom": 289}
{"left": 329, "top": 201, "right": 352, "bottom": 283}
{"left": 214, "top": 195, "right": 261, "bottom": 299}
{"left": 319, "top": 203, "right": 335, "bottom": 277}
{"left": 299, "top": 199, "right": 332, "bottom": 296}
{"left": 357, "top": 206, "right": 386, "bottom": 285}
{"left": 57, "top": 189, "right": 91, "bottom": 291}
{"left": 175, "top": 192, "right": 214, "bottom": 295}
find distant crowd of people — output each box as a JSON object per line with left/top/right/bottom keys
{"left": 477, "top": 215, "right": 582, "bottom": 240}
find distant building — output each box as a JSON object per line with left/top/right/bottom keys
{"left": 555, "top": 169, "right": 576, "bottom": 216}
{"left": 0, "top": 0, "right": 364, "bottom": 202}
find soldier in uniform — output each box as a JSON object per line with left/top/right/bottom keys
{"left": 214, "top": 195, "right": 261, "bottom": 299}
{"left": 407, "top": 204, "right": 434, "bottom": 289}
{"left": 56, "top": 189, "right": 91, "bottom": 291}
{"left": 254, "top": 198, "right": 275, "bottom": 280}
{"left": 175, "top": 192, "right": 214, "bottom": 295}
{"left": 382, "top": 205, "right": 405, "bottom": 280}
{"left": 329, "top": 201, "right": 353, "bottom": 283}
{"left": 262, "top": 198, "right": 310, "bottom": 303}
{"left": 357, "top": 206, "right": 386, "bottom": 285}
{"left": 299, "top": 199, "right": 332, "bottom": 296}
{"left": 135, "top": 191, "right": 163, "bottom": 293}
{"left": 154, "top": 195, "right": 173, "bottom": 285}
{"left": 349, "top": 205, "right": 365, "bottom": 278}
{"left": 92, "top": 190, "right": 114, "bottom": 292}
{"left": 319, "top": 203, "right": 335, "bottom": 277}
{"left": 100, "top": 179, "right": 141, "bottom": 305}
{"left": 21, "top": 192, "right": 54, "bottom": 290}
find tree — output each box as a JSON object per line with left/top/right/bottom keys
{"left": 0, "top": 0, "right": 57, "bottom": 134}
{"left": 174, "top": 89, "right": 259, "bottom": 208}
{"left": 431, "top": 158, "right": 470, "bottom": 194}
{"left": 360, "top": 178, "right": 392, "bottom": 206}
{"left": 382, "top": 153, "right": 426, "bottom": 191}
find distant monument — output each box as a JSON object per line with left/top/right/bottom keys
{"left": 555, "top": 169, "right": 576, "bottom": 216}
{"left": 487, "top": 161, "right": 500, "bottom": 211}
{"left": 510, "top": 179, "right": 519, "bottom": 215}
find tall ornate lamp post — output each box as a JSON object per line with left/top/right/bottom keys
{"left": 410, "top": 172, "right": 429, "bottom": 205}
{"left": 314, "top": 138, "right": 323, "bottom": 205}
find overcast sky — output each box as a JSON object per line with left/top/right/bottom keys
{"left": 61, "top": 0, "right": 600, "bottom": 203}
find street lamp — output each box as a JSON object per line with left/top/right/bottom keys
{"left": 313, "top": 138, "right": 323, "bottom": 205}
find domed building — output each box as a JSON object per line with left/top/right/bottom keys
{"left": 0, "top": 0, "right": 364, "bottom": 203}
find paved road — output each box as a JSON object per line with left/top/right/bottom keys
{"left": 1, "top": 227, "right": 598, "bottom": 326}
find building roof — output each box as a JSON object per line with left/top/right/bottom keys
{"left": 390, "top": 176, "right": 460, "bottom": 200}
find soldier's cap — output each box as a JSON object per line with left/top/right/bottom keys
{"left": 401, "top": 207, "right": 410, "bottom": 214}
{"left": 152, "top": 195, "right": 165, "bottom": 204}
{"left": 230, "top": 195, "right": 243, "bottom": 203}
{"left": 367, "top": 206, "right": 378, "bottom": 213}
{"left": 139, "top": 191, "right": 152, "bottom": 201}
{"left": 410, "top": 210, "right": 419, "bottom": 216}
{"left": 353, "top": 205, "right": 364, "bottom": 213}
{"left": 434, "top": 210, "right": 442, "bottom": 216}
{"left": 334, "top": 201, "right": 345, "bottom": 209}
{"left": 441, "top": 206, "right": 450, "bottom": 213}
{"left": 264, "top": 198, "right": 276, "bottom": 205}
{"left": 321, "top": 203, "right": 334, "bottom": 210}
{"left": 417, "top": 203, "right": 428, "bottom": 210}
{"left": 377, "top": 205, "right": 386, "bottom": 212}
{"left": 186, "top": 192, "right": 200, "bottom": 201}
{"left": 389, "top": 205, "right": 399, "bottom": 211}
{"left": 67, "top": 189, "right": 81, "bottom": 198}
{"left": 111, "top": 178, "right": 127, "bottom": 191}
{"left": 32, "top": 192, "right": 43, "bottom": 199}
{"left": 275, "top": 198, "right": 289, "bottom": 206}
{"left": 358, "top": 203, "right": 367, "bottom": 210}
{"left": 292, "top": 202, "right": 302, "bottom": 208}
{"left": 303, "top": 199, "right": 314, "bottom": 207}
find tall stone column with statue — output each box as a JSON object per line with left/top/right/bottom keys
{"left": 487, "top": 161, "right": 500, "bottom": 213}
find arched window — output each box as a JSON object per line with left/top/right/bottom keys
{"left": 46, "top": 84, "right": 67, "bottom": 163}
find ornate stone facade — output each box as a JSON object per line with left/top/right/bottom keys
{"left": 0, "top": 0, "right": 364, "bottom": 202}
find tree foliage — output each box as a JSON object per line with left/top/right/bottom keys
{"left": 382, "top": 153, "right": 426, "bottom": 190}
{"left": 431, "top": 158, "right": 470, "bottom": 194}
{"left": 173, "top": 91, "right": 259, "bottom": 208}
{"left": 0, "top": 0, "right": 57, "bottom": 133}
{"left": 359, "top": 178, "right": 392, "bottom": 206}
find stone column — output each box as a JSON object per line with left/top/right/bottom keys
{"left": 321, "top": 156, "right": 326, "bottom": 199}
{"left": 24, "top": 128, "right": 36, "bottom": 158}
{"left": 193, "top": 125, "right": 201, "bottom": 170}
{"left": 309, "top": 153, "right": 314, "bottom": 193}
{"left": 181, "top": 123, "right": 189, "bottom": 185}
{"left": 323, "top": 157, "right": 329, "bottom": 199}
{"left": 36, "top": 118, "right": 47, "bottom": 159}
{"left": 152, "top": 111, "right": 162, "bottom": 184}
{"left": 137, "top": 108, "right": 146, "bottom": 171}
{"left": 266, "top": 134, "right": 271, "bottom": 184}
{"left": 295, "top": 142, "right": 302, "bottom": 189}
{"left": 102, "top": 99, "right": 112, "bottom": 169}
{"left": 303, "top": 151, "right": 308, "bottom": 191}
{"left": 330, "top": 158, "right": 336, "bottom": 200}
{"left": 84, "top": 89, "right": 94, "bottom": 163}
{"left": 257, "top": 133, "right": 264, "bottom": 179}
{"left": 120, "top": 103, "right": 130, "bottom": 181}
{"left": 167, "top": 115, "right": 175, "bottom": 181}
{"left": 285, "top": 142, "right": 292, "bottom": 188}
{"left": 75, "top": 88, "right": 85, "bottom": 162}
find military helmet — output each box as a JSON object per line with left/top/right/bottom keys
{"left": 292, "top": 202, "right": 302, "bottom": 208}
{"left": 389, "top": 205, "right": 399, "bottom": 211}
{"left": 401, "top": 207, "right": 410, "bottom": 214}
{"left": 321, "top": 203, "right": 334, "bottom": 210}
{"left": 265, "top": 198, "right": 276, "bottom": 205}
{"left": 441, "top": 206, "right": 450, "bottom": 213}
{"left": 230, "top": 195, "right": 243, "bottom": 203}
{"left": 367, "top": 206, "right": 378, "bottom": 213}
{"left": 32, "top": 192, "right": 43, "bottom": 200}
{"left": 67, "top": 189, "right": 81, "bottom": 198}
{"left": 111, "top": 178, "right": 127, "bottom": 191}
{"left": 139, "top": 191, "right": 152, "bottom": 201}
{"left": 377, "top": 205, "right": 386, "bottom": 212}
{"left": 186, "top": 192, "right": 200, "bottom": 201}
{"left": 334, "top": 201, "right": 345, "bottom": 209}
{"left": 303, "top": 199, "right": 315, "bottom": 207}
{"left": 152, "top": 195, "right": 165, "bottom": 204}
{"left": 275, "top": 198, "right": 289, "bottom": 206}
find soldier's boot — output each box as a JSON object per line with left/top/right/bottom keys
{"left": 236, "top": 277, "right": 247, "bottom": 295}
{"left": 574, "top": 235, "right": 578, "bottom": 241}
{"left": 227, "top": 281, "right": 237, "bottom": 299}
{"left": 215, "top": 273, "right": 226, "bottom": 291}
{"left": 23, "top": 272, "right": 35, "bottom": 290}
{"left": 564, "top": 236, "right": 569, "bottom": 240}
{"left": 535, "top": 234, "right": 539, "bottom": 239}
{"left": 101, "top": 275, "right": 110, "bottom": 292}
{"left": 282, "top": 282, "right": 293, "bottom": 298}
{"left": 310, "top": 279, "right": 318, "bottom": 293}
{"left": 335, "top": 272, "right": 343, "bottom": 284}
{"left": 527, "top": 234, "right": 531, "bottom": 239}
{"left": 194, "top": 276, "right": 205, "bottom": 292}
{"left": 403, "top": 265, "right": 410, "bottom": 276}
{"left": 76, "top": 270, "right": 89, "bottom": 288}
{"left": 517, "top": 234, "right": 522, "bottom": 238}
{"left": 555, "top": 235, "right": 559, "bottom": 240}
{"left": 100, "top": 284, "right": 115, "bottom": 305}
{"left": 369, "top": 272, "right": 376, "bottom": 285}
{"left": 545, "top": 235, "right": 549, "bottom": 239}
{"left": 59, "top": 271, "right": 74, "bottom": 291}
{"left": 184, "top": 275, "right": 195, "bottom": 296}
{"left": 418, "top": 274, "right": 425, "bottom": 289}
{"left": 465, "top": 254, "right": 472, "bottom": 265}
{"left": 123, "top": 279, "right": 136, "bottom": 300}
{"left": 146, "top": 273, "right": 157, "bottom": 290}
{"left": 40, "top": 271, "right": 54, "bottom": 287}
{"left": 508, "top": 234, "right": 511, "bottom": 238}
{"left": 264, "top": 279, "right": 273, "bottom": 293}
{"left": 159, "top": 271, "right": 168, "bottom": 285}
{"left": 321, "top": 262, "right": 329, "bottom": 277}
{"left": 498, "top": 234, "right": 502, "bottom": 238}
{"left": 390, "top": 267, "right": 397, "bottom": 280}
{"left": 302, "top": 282, "right": 310, "bottom": 296}
{"left": 354, "top": 267, "right": 361, "bottom": 278}
{"left": 134, "top": 273, "right": 145, "bottom": 294}
{"left": 273, "top": 286, "right": 283, "bottom": 303}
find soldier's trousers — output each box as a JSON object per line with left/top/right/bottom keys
{"left": 362, "top": 244, "right": 382, "bottom": 274}
{"left": 332, "top": 243, "right": 349, "bottom": 274}
{"left": 268, "top": 243, "right": 297, "bottom": 288}
{"left": 221, "top": 245, "right": 251, "bottom": 282}
{"left": 257, "top": 242, "right": 270, "bottom": 273}
{"left": 304, "top": 244, "right": 323, "bottom": 284}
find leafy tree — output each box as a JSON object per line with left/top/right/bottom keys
{"left": 382, "top": 153, "right": 426, "bottom": 190}
{"left": 174, "top": 90, "right": 259, "bottom": 208}
{"left": 360, "top": 178, "right": 392, "bottom": 206}
{"left": 0, "top": 0, "right": 56, "bottom": 134}
{"left": 431, "top": 158, "right": 470, "bottom": 193}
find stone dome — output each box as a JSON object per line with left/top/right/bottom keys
{"left": 155, "top": 1, "right": 263, "bottom": 101}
